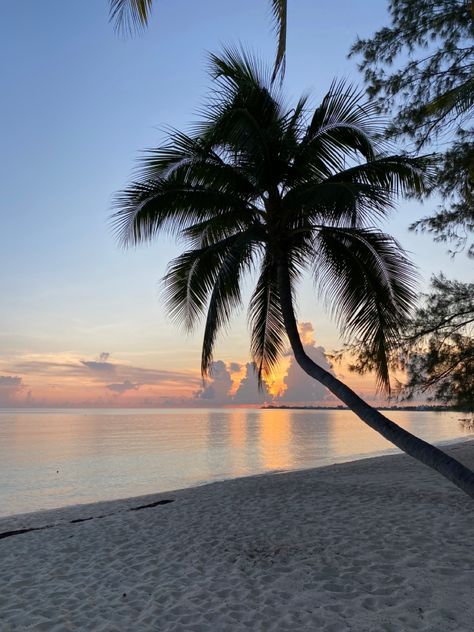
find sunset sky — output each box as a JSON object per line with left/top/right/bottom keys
{"left": 0, "top": 1, "right": 469, "bottom": 408}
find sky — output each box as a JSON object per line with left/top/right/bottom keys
{"left": 0, "top": 1, "right": 470, "bottom": 408}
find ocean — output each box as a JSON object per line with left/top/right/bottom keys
{"left": 0, "top": 408, "right": 472, "bottom": 517}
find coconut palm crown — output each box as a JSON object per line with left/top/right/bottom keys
{"left": 113, "top": 49, "right": 427, "bottom": 388}
{"left": 112, "top": 49, "right": 474, "bottom": 498}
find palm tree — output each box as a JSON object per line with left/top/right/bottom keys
{"left": 112, "top": 49, "right": 474, "bottom": 498}
{"left": 109, "top": 0, "right": 287, "bottom": 81}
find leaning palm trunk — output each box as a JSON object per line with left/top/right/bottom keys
{"left": 277, "top": 259, "right": 474, "bottom": 499}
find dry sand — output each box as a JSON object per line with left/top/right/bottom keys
{"left": 1, "top": 441, "right": 473, "bottom": 632}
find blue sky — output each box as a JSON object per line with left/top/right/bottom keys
{"left": 0, "top": 1, "right": 469, "bottom": 406}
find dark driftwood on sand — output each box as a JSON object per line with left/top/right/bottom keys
{"left": 0, "top": 499, "right": 175, "bottom": 540}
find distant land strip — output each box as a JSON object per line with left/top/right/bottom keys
{"left": 261, "top": 405, "right": 471, "bottom": 412}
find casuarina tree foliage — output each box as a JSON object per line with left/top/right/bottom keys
{"left": 351, "top": 0, "right": 474, "bottom": 254}
{"left": 402, "top": 276, "right": 474, "bottom": 410}
{"left": 351, "top": 0, "right": 474, "bottom": 405}
{"left": 112, "top": 49, "right": 474, "bottom": 497}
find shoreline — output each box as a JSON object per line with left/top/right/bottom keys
{"left": 1, "top": 440, "right": 474, "bottom": 631}
{"left": 1, "top": 434, "right": 473, "bottom": 526}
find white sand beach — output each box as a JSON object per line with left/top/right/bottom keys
{"left": 1, "top": 441, "right": 473, "bottom": 632}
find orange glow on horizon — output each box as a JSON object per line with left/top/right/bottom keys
{"left": 265, "top": 355, "right": 291, "bottom": 398}
{"left": 0, "top": 331, "right": 403, "bottom": 408}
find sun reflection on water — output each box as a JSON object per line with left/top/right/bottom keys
{"left": 0, "top": 408, "right": 471, "bottom": 516}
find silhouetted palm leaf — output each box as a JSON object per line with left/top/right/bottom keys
{"left": 423, "top": 78, "right": 474, "bottom": 120}
{"left": 109, "top": 0, "right": 153, "bottom": 33}
{"left": 249, "top": 253, "right": 287, "bottom": 382}
{"left": 270, "top": 0, "right": 287, "bottom": 82}
{"left": 314, "top": 227, "right": 416, "bottom": 390}
{"left": 109, "top": 1, "right": 288, "bottom": 81}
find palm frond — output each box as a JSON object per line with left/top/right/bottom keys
{"left": 111, "top": 176, "right": 257, "bottom": 247}
{"left": 281, "top": 94, "right": 309, "bottom": 136}
{"left": 308, "top": 80, "right": 383, "bottom": 142}
{"left": 327, "top": 154, "right": 434, "bottom": 198}
{"left": 201, "top": 234, "right": 257, "bottom": 375}
{"left": 283, "top": 180, "right": 392, "bottom": 228}
{"left": 423, "top": 78, "right": 474, "bottom": 119}
{"left": 290, "top": 81, "right": 385, "bottom": 179}
{"left": 204, "top": 48, "right": 283, "bottom": 131}
{"left": 249, "top": 254, "right": 287, "bottom": 384}
{"left": 314, "top": 227, "right": 418, "bottom": 391}
{"left": 109, "top": 0, "right": 153, "bottom": 34}
{"left": 199, "top": 49, "right": 289, "bottom": 192}
{"left": 270, "top": 0, "right": 287, "bottom": 83}
{"left": 162, "top": 235, "right": 243, "bottom": 332}
{"left": 208, "top": 46, "right": 271, "bottom": 91}
{"left": 285, "top": 154, "right": 433, "bottom": 226}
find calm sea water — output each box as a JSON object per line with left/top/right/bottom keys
{"left": 0, "top": 408, "right": 472, "bottom": 517}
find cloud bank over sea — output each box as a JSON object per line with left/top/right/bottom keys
{"left": 0, "top": 322, "right": 375, "bottom": 407}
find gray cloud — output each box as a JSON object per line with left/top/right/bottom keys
{"left": 81, "top": 360, "right": 116, "bottom": 372}
{"left": 8, "top": 357, "right": 200, "bottom": 387}
{"left": 81, "top": 351, "right": 116, "bottom": 372}
{"left": 195, "top": 361, "right": 270, "bottom": 406}
{"left": 0, "top": 376, "right": 22, "bottom": 387}
{"left": 1, "top": 325, "right": 335, "bottom": 407}
{"left": 197, "top": 385, "right": 216, "bottom": 400}
{"left": 194, "top": 361, "right": 232, "bottom": 403}
{"left": 233, "top": 363, "right": 270, "bottom": 404}
{"left": 278, "top": 323, "right": 335, "bottom": 404}
{"left": 0, "top": 375, "right": 24, "bottom": 405}
{"left": 106, "top": 380, "right": 139, "bottom": 394}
